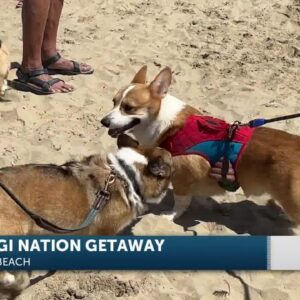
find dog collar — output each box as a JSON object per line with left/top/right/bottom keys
{"left": 110, "top": 159, "right": 144, "bottom": 206}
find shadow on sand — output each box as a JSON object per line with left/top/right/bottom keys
{"left": 123, "top": 190, "right": 295, "bottom": 235}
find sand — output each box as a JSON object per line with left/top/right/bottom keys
{"left": 0, "top": 0, "right": 300, "bottom": 299}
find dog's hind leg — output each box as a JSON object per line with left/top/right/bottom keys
{"left": 3, "top": 79, "right": 8, "bottom": 93}
{"left": 0, "top": 69, "right": 9, "bottom": 96}
{"left": 0, "top": 77, "right": 4, "bottom": 96}
{"left": 270, "top": 170, "right": 300, "bottom": 224}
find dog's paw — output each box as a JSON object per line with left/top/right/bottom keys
{"left": 0, "top": 84, "right": 8, "bottom": 97}
{"left": 0, "top": 272, "right": 16, "bottom": 287}
{"left": 160, "top": 211, "right": 178, "bottom": 221}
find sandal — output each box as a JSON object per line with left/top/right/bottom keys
{"left": 43, "top": 53, "right": 94, "bottom": 75}
{"left": 15, "top": 68, "right": 65, "bottom": 95}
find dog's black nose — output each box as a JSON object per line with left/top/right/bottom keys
{"left": 101, "top": 117, "right": 111, "bottom": 128}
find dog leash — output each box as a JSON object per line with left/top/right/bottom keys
{"left": 245, "top": 112, "right": 300, "bottom": 128}
{"left": 0, "top": 173, "right": 115, "bottom": 233}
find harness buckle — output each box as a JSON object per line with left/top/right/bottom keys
{"left": 218, "top": 120, "right": 241, "bottom": 192}
{"left": 104, "top": 173, "right": 116, "bottom": 191}
{"left": 93, "top": 190, "right": 110, "bottom": 210}
{"left": 228, "top": 121, "right": 241, "bottom": 141}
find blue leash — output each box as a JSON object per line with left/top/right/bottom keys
{"left": 247, "top": 112, "right": 300, "bottom": 128}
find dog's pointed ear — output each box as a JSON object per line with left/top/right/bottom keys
{"left": 131, "top": 65, "right": 147, "bottom": 84}
{"left": 148, "top": 156, "right": 172, "bottom": 178}
{"left": 117, "top": 134, "right": 139, "bottom": 149}
{"left": 149, "top": 67, "right": 172, "bottom": 98}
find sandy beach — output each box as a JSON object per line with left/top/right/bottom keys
{"left": 1, "top": 0, "right": 300, "bottom": 299}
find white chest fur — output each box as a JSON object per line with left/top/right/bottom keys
{"left": 130, "top": 94, "right": 186, "bottom": 146}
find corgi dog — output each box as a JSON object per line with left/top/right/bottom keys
{"left": 101, "top": 65, "right": 300, "bottom": 223}
{"left": 0, "top": 134, "right": 173, "bottom": 297}
{"left": 0, "top": 40, "right": 10, "bottom": 96}
{"left": 0, "top": 134, "right": 173, "bottom": 235}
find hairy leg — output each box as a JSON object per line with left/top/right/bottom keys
{"left": 41, "top": 0, "right": 93, "bottom": 73}
{"left": 41, "top": 0, "right": 63, "bottom": 59}
{"left": 21, "top": 0, "right": 73, "bottom": 92}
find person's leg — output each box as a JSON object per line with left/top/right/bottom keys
{"left": 41, "top": 0, "right": 93, "bottom": 74}
{"left": 21, "top": 0, "right": 50, "bottom": 71}
{"left": 41, "top": 0, "right": 63, "bottom": 60}
{"left": 21, "top": 0, "right": 73, "bottom": 93}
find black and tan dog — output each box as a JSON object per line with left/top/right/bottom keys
{"left": 0, "top": 135, "right": 173, "bottom": 298}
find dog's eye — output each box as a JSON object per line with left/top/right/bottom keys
{"left": 123, "top": 104, "right": 135, "bottom": 113}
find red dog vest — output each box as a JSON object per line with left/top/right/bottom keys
{"left": 160, "top": 115, "right": 255, "bottom": 171}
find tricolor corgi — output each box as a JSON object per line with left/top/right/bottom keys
{"left": 0, "top": 134, "right": 173, "bottom": 297}
{"left": 0, "top": 134, "right": 173, "bottom": 235}
{"left": 101, "top": 66, "right": 300, "bottom": 223}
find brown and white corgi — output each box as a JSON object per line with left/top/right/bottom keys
{"left": 101, "top": 65, "right": 300, "bottom": 223}
{"left": 0, "top": 40, "right": 10, "bottom": 96}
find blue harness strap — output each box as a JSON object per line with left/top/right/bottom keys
{"left": 186, "top": 140, "right": 243, "bottom": 166}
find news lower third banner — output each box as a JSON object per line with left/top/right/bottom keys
{"left": 0, "top": 236, "right": 299, "bottom": 270}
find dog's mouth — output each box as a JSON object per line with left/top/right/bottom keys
{"left": 108, "top": 119, "right": 141, "bottom": 138}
